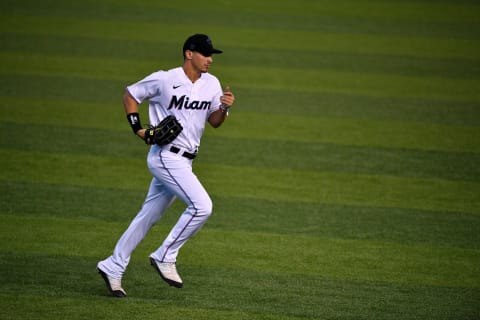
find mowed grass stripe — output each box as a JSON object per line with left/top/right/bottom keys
{"left": 2, "top": 98, "right": 479, "bottom": 153}
{"left": 1, "top": 214, "right": 479, "bottom": 288}
{"left": 2, "top": 150, "right": 480, "bottom": 214}
{"left": 3, "top": 181, "right": 480, "bottom": 249}
{"left": 1, "top": 52, "right": 478, "bottom": 102}
{"left": 2, "top": 85, "right": 479, "bottom": 127}
{"left": 0, "top": 75, "right": 123, "bottom": 103}
{"left": 202, "top": 136, "right": 480, "bottom": 182}
{"left": 1, "top": 15, "right": 479, "bottom": 60}
{"left": 215, "top": 113, "right": 480, "bottom": 153}
{"left": 0, "top": 52, "right": 157, "bottom": 82}
{"left": 3, "top": 122, "right": 480, "bottom": 182}
{"left": 3, "top": 0, "right": 480, "bottom": 24}
{"left": 0, "top": 98, "right": 139, "bottom": 132}
{"left": 235, "top": 88, "right": 480, "bottom": 126}
{"left": 222, "top": 66, "right": 480, "bottom": 102}
{"left": 2, "top": 0, "right": 479, "bottom": 38}
{"left": 202, "top": 164, "right": 480, "bottom": 214}
{"left": 3, "top": 34, "right": 480, "bottom": 80}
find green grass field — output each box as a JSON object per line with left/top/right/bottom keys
{"left": 1, "top": 0, "right": 480, "bottom": 319}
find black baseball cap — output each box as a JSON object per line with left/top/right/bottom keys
{"left": 183, "top": 34, "right": 223, "bottom": 57}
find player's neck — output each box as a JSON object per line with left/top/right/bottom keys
{"left": 182, "top": 64, "right": 201, "bottom": 83}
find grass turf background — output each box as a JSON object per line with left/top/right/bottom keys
{"left": 1, "top": 0, "right": 480, "bottom": 319}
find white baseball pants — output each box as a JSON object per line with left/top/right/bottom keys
{"left": 98, "top": 145, "right": 212, "bottom": 279}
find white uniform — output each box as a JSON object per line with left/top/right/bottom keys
{"left": 98, "top": 67, "right": 223, "bottom": 279}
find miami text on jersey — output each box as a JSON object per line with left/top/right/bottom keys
{"left": 168, "top": 95, "right": 211, "bottom": 110}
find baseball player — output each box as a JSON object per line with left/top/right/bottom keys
{"left": 97, "top": 34, "right": 235, "bottom": 297}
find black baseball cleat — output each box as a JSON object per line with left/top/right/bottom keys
{"left": 98, "top": 268, "right": 127, "bottom": 298}
{"left": 149, "top": 257, "right": 183, "bottom": 288}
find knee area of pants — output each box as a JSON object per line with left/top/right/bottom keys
{"left": 196, "top": 199, "right": 213, "bottom": 216}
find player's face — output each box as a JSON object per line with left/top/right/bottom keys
{"left": 191, "top": 51, "right": 213, "bottom": 73}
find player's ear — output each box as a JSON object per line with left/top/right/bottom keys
{"left": 184, "top": 50, "right": 193, "bottom": 60}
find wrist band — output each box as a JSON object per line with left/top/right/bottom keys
{"left": 127, "top": 112, "right": 142, "bottom": 134}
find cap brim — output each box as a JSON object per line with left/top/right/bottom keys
{"left": 196, "top": 48, "right": 223, "bottom": 57}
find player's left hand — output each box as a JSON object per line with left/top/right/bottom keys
{"left": 220, "top": 86, "right": 235, "bottom": 108}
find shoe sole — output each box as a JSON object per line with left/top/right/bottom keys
{"left": 149, "top": 257, "right": 183, "bottom": 288}
{"left": 97, "top": 268, "right": 127, "bottom": 298}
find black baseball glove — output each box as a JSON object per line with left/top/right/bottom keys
{"left": 144, "top": 115, "right": 183, "bottom": 145}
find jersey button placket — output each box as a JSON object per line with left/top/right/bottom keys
{"left": 185, "top": 84, "right": 196, "bottom": 144}
{"left": 190, "top": 85, "right": 199, "bottom": 114}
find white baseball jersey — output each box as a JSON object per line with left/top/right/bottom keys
{"left": 126, "top": 67, "right": 223, "bottom": 151}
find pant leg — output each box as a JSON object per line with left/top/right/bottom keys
{"left": 149, "top": 150, "right": 213, "bottom": 263}
{"left": 98, "top": 177, "right": 176, "bottom": 278}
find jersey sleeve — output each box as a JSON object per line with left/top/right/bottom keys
{"left": 206, "top": 77, "right": 223, "bottom": 119}
{"left": 126, "top": 71, "right": 165, "bottom": 104}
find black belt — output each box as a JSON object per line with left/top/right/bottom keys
{"left": 169, "top": 146, "right": 197, "bottom": 160}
